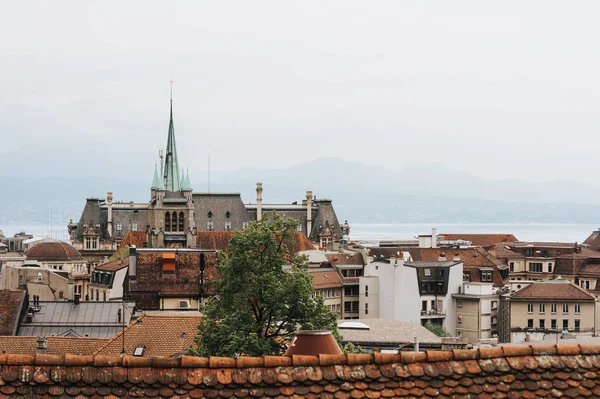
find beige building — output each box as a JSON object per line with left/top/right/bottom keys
{"left": 0, "top": 265, "right": 72, "bottom": 301}
{"left": 310, "top": 268, "right": 343, "bottom": 317}
{"left": 509, "top": 280, "right": 598, "bottom": 343}
{"left": 453, "top": 282, "right": 500, "bottom": 344}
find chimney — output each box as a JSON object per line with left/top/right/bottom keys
{"left": 36, "top": 336, "right": 48, "bottom": 353}
{"left": 285, "top": 330, "right": 342, "bottom": 356}
{"left": 128, "top": 247, "right": 137, "bottom": 278}
{"left": 438, "top": 252, "right": 447, "bottom": 261}
{"left": 306, "top": 190, "right": 313, "bottom": 237}
{"left": 107, "top": 192, "right": 113, "bottom": 238}
{"left": 256, "top": 183, "right": 263, "bottom": 223}
{"left": 431, "top": 228, "right": 437, "bottom": 248}
{"left": 453, "top": 253, "right": 461, "bottom": 262}
{"left": 74, "top": 293, "right": 80, "bottom": 305}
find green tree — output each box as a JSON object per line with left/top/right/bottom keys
{"left": 424, "top": 320, "right": 450, "bottom": 337}
{"left": 191, "top": 215, "right": 340, "bottom": 357}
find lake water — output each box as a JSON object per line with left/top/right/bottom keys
{"left": 2, "top": 222, "right": 598, "bottom": 244}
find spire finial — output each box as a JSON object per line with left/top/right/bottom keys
{"left": 170, "top": 79, "right": 174, "bottom": 102}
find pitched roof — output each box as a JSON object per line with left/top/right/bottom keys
{"left": 326, "top": 251, "right": 366, "bottom": 267}
{"left": 0, "top": 290, "right": 26, "bottom": 335}
{"left": 512, "top": 280, "right": 595, "bottom": 300}
{"left": 439, "top": 233, "right": 518, "bottom": 246}
{"left": 338, "top": 319, "right": 441, "bottom": 345}
{"left": 310, "top": 269, "right": 343, "bottom": 289}
{"left": 584, "top": 230, "right": 600, "bottom": 250}
{"left": 0, "top": 344, "right": 599, "bottom": 398}
{"left": 119, "top": 230, "right": 147, "bottom": 249}
{"left": 26, "top": 240, "right": 84, "bottom": 261}
{"left": 0, "top": 336, "right": 109, "bottom": 355}
{"left": 96, "top": 257, "right": 129, "bottom": 271}
{"left": 95, "top": 314, "right": 200, "bottom": 357}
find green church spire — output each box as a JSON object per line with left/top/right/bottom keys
{"left": 163, "top": 82, "right": 181, "bottom": 192}
{"left": 151, "top": 162, "right": 160, "bottom": 189}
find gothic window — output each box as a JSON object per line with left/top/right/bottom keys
{"left": 165, "top": 212, "right": 171, "bottom": 232}
{"left": 179, "top": 212, "right": 184, "bottom": 232}
{"left": 226, "top": 211, "right": 231, "bottom": 219}
{"left": 172, "top": 212, "right": 178, "bottom": 232}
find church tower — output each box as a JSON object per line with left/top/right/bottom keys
{"left": 147, "top": 85, "right": 196, "bottom": 248}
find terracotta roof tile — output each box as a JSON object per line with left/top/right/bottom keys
{"left": 26, "top": 240, "right": 84, "bottom": 261}
{"left": 310, "top": 269, "right": 343, "bottom": 289}
{"left": 96, "top": 257, "right": 129, "bottom": 271}
{"left": 0, "top": 343, "right": 599, "bottom": 397}
{"left": 0, "top": 336, "right": 109, "bottom": 355}
{"left": 95, "top": 314, "right": 200, "bottom": 357}
{"left": 0, "top": 290, "right": 25, "bottom": 335}
{"left": 512, "top": 280, "right": 595, "bottom": 300}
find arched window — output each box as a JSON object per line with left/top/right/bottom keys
{"left": 172, "top": 212, "right": 178, "bottom": 232}
{"left": 165, "top": 212, "right": 171, "bottom": 232}
{"left": 179, "top": 212, "right": 184, "bottom": 232}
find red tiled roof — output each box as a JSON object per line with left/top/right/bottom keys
{"left": 26, "top": 240, "right": 84, "bottom": 261}
{"left": 310, "top": 269, "right": 343, "bottom": 289}
{"left": 0, "top": 290, "right": 25, "bottom": 335}
{"left": 440, "top": 233, "right": 518, "bottom": 246}
{"left": 326, "top": 251, "right": 365, "bottom": 267}
{"left": 0, "top": 344, "right": 599, "bottom": 397}
{"left": 584, "top": 230, "right": 600, "bottom": 250}
{"left": 119, "top": 230, "right": 147, "bottom": 249}
{"left": 512, "top": 281, "right": 595, "bottom": 300}
{"left": 96, "top": 257, "right": 129, "bottom": 271}
{"left": 95, "top": 314, "right": 200, "bottom": 357}
{"left": 0, "top": 336, "right": 110, "bottom": 355}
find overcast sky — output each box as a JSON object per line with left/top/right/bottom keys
{"left": 1, "top": 1, "right": 599, "bottom": 183}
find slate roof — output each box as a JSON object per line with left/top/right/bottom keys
{"left": 95, "top": 314, "right": 200, "bottom": 357}
{"left": 196, "top": 231, "right": 315, "bottom": 255}
{"left": 18, "top": 301, "right": 135, "bottom": 338}
{"left": 439, "top": 233, "right": 519, "bottom": 246}
{"left": 0, "top": 290, "right": 26, "bottom": 335}
{"left": 0, "top": 336, "right": 109, "bottom": 355}
{"left": 1, "top": 344, "right": 600, "bottom": 397}
{"left": 512, "top": 280, "right": 595, "bottom": 300}
{"left": 310, "top": 269, "right": 343, "bottom": 289}
{"left": 26, "top": 240, "right": 84, "bottom": 261}
{"left": 404, "top": 261, "right": 461, "bottom": 268}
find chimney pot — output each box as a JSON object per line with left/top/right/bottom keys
{"left": 285, "top": 330, "right": 342, "bottom": 356}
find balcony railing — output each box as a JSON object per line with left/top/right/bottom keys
{"left": 421, "top": 310, "right": 445, "bottom": 317}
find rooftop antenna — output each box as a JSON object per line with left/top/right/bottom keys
{"left": 208, "top": 154, "right": 211, "bottom": 193}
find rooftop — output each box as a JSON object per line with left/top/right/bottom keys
{"left": 0, "top": 290, "right": 26, "bottom": 335}
{"left": 512, "top": 280, "right": 595, "bottom": 300}
{"left": 0, "top": 336, "right": 109, "bottom": 355}
{"left": 439, "top": 233, "right": 518, "bottom": 246}
{"left": 404, "top": 260, "right": 461, "bottom": 268}
{"left": 26, "top": 240, "right": 84, "bottom": 262}
{"left": 338, "top": 319, "right": 441, "bottom": 345}
{"left": 0, "top": 344, "right": 597, "bottom": 398}
{"left": 310, "top": 269, "right": 343, "bottom": 289}
{"left": 95, "top": 257, "right": 129, "bottom": 271}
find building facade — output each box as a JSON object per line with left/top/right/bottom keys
{"left": 452, "top": 282, "right": 500, "bottom": 343}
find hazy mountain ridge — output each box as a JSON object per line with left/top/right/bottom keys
{"left": 2, "top": 158, "right": 600, "bottom": 227}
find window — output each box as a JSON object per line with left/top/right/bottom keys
{"left": 103, "top": 291, "right": 106, "bottom": 301}
{"left": 224, "top": 222, "right": 232, "bottom": 231}
{"left": 481, "top": 270, "right": 493, "bottom": 282}
{"left": 527, "top": 303, "right": 534, "bottom": 313}
{"left": 491, "top": 301, "right": 498, "bottom": 310}
{"left": 297, "top": 222, "right": 302, "bottom": 232}
{"left": 439, "top": 269, "right": 445, "bottom": 277}
{"left": 457, "top": 316, "right": 462, "bottom": 323}
{"left": 575, "top": 304, "right": 581, "bottom": 314}
{"left": 457, "top": 330, "right": 462, "bottom": 338}
{"left": 529, "top": 262, "right": 543, "bottom": 273}
{"left": 463, "top": 272, "right": 472, "bottom": 282}
{"left": 527, "top": 319, "right": 534, "bottom": 328}
{"left": 132, "top": 223, "right": 138, "bottom": 230}
{"left": 431, "top": 300, "right": 436, "bottom": 311}
{"left": 539, "top": 319, "right": 545, "bottom": 329}
{"left": 551, "top": 304, "right": 557, "bottom": 313}
{"left": 365, "top": 285, "right": 369, "bottom": 297}
{"left": 424, "top": 269, "right": 431, "bottom": 276}
{"left": 457, "top": 300, "right": 463, "bottom": 308}
{"left": 509, "top": 262, "right": 515, "bottom": 272}
{"left": 179, "top": 212, "right": 184, "bottom": 232}
{"left": 548, "top": 263, "right": 553, "bottom": 273}
{"left": 551, "top": 319, "right": 557, "bottom": 329}
{"left": 539, "top": 303, "right": 545, "bottom": 313}
{"left": 116, "top": 222, "right": 123, "bottom": 232}
{"left": 344, "top": 286, "right": 359, "bottom": 296}
{"left": 85, "top": 237, "right": 91, "bottom": 249}
{"left": 225, "top": 211, "right": 231, "bottom": 219}
{"left": 563, "top": 319, "right": 569, "bottom": 330}
{"left": 491, "top": 316, "right": 498, "bottom": 325}
{"left": 207, "top": 221, "right": 214, "bottom": 231}
{"left": 242, "top": 222, "right": 249, "bottom": 230}
{"left": 365, "top": 303, "right": 368, "bottom": 315}
{"left": 563, "top": 304, "right": 569, "bottom": 313}
{"left": 133, "top": 346, "right": 145, "bottom": 356}
{"left": 422, "top": 300, "right": 427, "bottom": 311}
{"left": 575, "top": 319, "right": 580, "bottom": 331}
{"left": 165, "top": 212, "right": 171, "bottom": 232}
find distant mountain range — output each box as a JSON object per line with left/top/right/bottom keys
{"left": 2, "top": 158, "right": 600, "bottom": 227}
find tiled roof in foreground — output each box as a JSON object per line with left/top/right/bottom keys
{"left": 0, "top": 344, "right": 600, "bottom": 397}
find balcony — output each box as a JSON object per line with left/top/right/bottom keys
{"left": 421, "top": 309, "right": 445, "bottom": 318}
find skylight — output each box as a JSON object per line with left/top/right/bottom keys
{"left": 133, "top": 346, "right": 145, "bottom": 356}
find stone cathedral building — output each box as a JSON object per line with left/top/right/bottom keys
{"left": 68, "top": 97, "right": 346, "bottom": 260}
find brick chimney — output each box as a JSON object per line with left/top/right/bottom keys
{"left": 256, "top": 183, "right": 263, "bottom": 223}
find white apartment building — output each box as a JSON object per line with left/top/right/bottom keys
{"left": 359, "top": 252, "right": 463, "bottom": 335}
